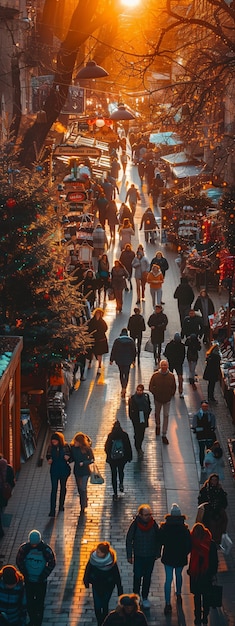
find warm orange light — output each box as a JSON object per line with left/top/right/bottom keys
{"left": 121, "top": 0, "right": 140, "bottom": 6}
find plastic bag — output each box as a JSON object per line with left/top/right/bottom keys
{"left": 220, "top": 532, "right": 233, "bottom": 555}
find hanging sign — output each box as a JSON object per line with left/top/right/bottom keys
{"left": 54, "top": 144, "right": 101, "bottom": 158}
{"left": 66, "top": 191, "right": 87, "bottom": 203}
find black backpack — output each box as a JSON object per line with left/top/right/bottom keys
{"left": 111, "top": 439, "right": 124, "bottom": 460}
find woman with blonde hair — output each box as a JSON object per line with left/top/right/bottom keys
{"left": 87, "top": 307, "right": 109, "bottom": 374}
{"left": 70, "top": 432, "right": 94, "bottom": 513}
{"left": 118, "top": 217, "right": 135, "bottom": 251}
{"left": 188, "top": 523, "right": 218, "bottom": 625}
{"left": 83, "top": 541, "right": 123, "bottom": 625}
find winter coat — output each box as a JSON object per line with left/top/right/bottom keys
{"left": 83, "top": 559, "right": 123, "bottom": 596}
{"left": 198, "top": 484, "right": 228, "bottom": 513}
{"left": 0, "top": 572, "right": 27, "bottom": 625}
{"left": 125, "top": 187, "right": 140, "bottom": 205}
{"left": 185, "top": 335, "right": 201, "bottom": 362}
{"left": 46, "top": 443, "right": 71, "bottom": 479}
{"left": 128, "top": 393, "right": 151, "bottom": 427}
{"left": 181, "top": 314, "right": 203, "bottom": 338}
{"left": 203, "top": 351, "right": 221, "bottom": 382}
{"left": 102, "top": 608, "right": 148, "bottom": 626}
{"left": 149, "top": 370, "right": 176, "bottom": 404}
{"left": 92, "top": 226, "right": 108, "bottom": 253}
{"left": 194, "top": 295, "right": 215, "bottom": 321}
{"left": 192, "top": 409, "right": 216, "bottom": 441}
{"left": 150, "top": 256, "right": 169, "bottom": 276}
{"left": 128, "top": 313, "right": 146, "bottom": 339}
{"left": 105, "top": 427, "right": 132, "bottom": 465}
{"left": 188, "top": 539, "right": 218, "bottom": 595}
{"left": 110, "top": 335, "right": 136, "bottom": 367}
{"left": 107, "top": 201, "right": 119, "bottom": 227}
{"left": 140, "top": 210, "right": 157, "bottom": 231}
{"left": 119, "top": 226, "right": 135, "bottom": 250}
{"left": 132, "top": 255, "right": 150, "bottom": 279}
{"left": 88, "top": 317, "right": 108, "bottom": 356}
{"left": 164, "top": 340, "right": 185, "bottom": 370}
{"left": 70, "top": 445, "right": 94, "bottom": 477}
{"left": 146, "top": 268, "right": 164, "bottom": 291}
{"left": 148, "top": 311, "right": 168, "bottom": 345}
{"left": 126, "top": 515, "right": 161, "bottom": 560}
{"left": 174, "top": 281, "right": 194, "bottom": 306}
{"left": 159, "top": 515, "right": 191, "bottom": 567}
{"left": 16, "top": 540, "right": 56, "bottom": 583}
{"left": 119, "top": 205, "right": 134, "bottom": 228}
{"left": 119, "top": 249, "right": 135, "bottom": 275}
{"left": 111, "top": 266, "right": 129, "bottom": 291}
{"left": 204, "top": 449, "right": 225, "bottom": 481}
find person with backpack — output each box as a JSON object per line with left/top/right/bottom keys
{"left": 104, "top": 421, "right": 132, "bottom": 501}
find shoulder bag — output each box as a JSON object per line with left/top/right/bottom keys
{"left": 90, "top": 463, "right": 104, "bottom": 485}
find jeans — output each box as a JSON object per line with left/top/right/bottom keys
{"left": 92, "top": 587, "right": 113, "bottom": 626}
{"left": 130, "top": 335, "right": 142, "bottom": 362}
{"left": 50, "top": 475, "right": 68, "bottom": 513}
{"left": 118, "top": 365, "right": 131, "bottom": 390}
{"left": 188, "top": 360, "right": 197, "bottom": 383}
{"left": 75, "top": 474, "right": 89, "bottom": 509}
{"left": 154, "top": 400, "right": 170, "bottom": 436}
{"left": 110, "top": 462, "right": 125, "bottom": 495}
{"left": 133, "top": 556, "right": 155, "bottom": 599}
{"left": 153, "top": 342, "right": 162, "bottom": 364}
{"left": 150, "top": 287, "right": 162, "bottom": 307}
{"left": 164, "top": 564, "right": 183, "bottom": 603}
{"left": 25, "top": 581, "right": 47, "bottom": 626}
{"left": 198, "top": 439, "right": 214, "bottom": 467}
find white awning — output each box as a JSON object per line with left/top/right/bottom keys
{"left": 172, "top": 164, "right": 205, "bottom": 178}
{"left": 149, "top": 132, "right": 182, "bottom": 146}
{"left": 160, "top": 151, "right": 189, "bottom": 165}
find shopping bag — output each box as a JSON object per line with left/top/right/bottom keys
{"left": 90, "top": 463, "right": 104, "bottom": 485}
{"left": 208, "top": 584, "right": 223, "bottom": 608}
{"left": 107, "top": 288, "right": 115, "bottom": 301}
{"left": 144, "top": 338, "right": 154, "bottom": 353}
{"left": 220, "top": 532, "right": 233, "bottom": 555}
{"left": 195, "top": 503, "right": 206, "bottom": 523}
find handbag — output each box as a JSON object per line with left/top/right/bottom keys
{"left": 208, "top": 584, "right": 223, "bottom": 608}
{"left": 220, "top": 532, "right": 233, "bottom": 555}
{"left": 144, "top": 338, "right": 154, "bottom": 353}
{"left": 90, "top": 463, "right": 104, "bottom": 485}
{"left": 107, "top": 288, "right": 115, "bottom": 301}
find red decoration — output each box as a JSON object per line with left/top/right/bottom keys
{"left": 6, "top": 198, "right": 16, "bottom": 208}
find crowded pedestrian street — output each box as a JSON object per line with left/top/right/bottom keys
{"left": 1, "top": 162, "right": 235, "bottom": 626}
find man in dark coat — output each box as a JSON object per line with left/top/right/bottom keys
{"left": 159, "top": 503, "right": 191, "bottom": 615}
{"left": 128, "top": 384, "right": 151, "bottom": 456}
{"left": 193, "top": 400, "right": 216, "bottom": 467}
{"left": 110, "top": 328, "right": 136, "bottom": 398}
{"left": 194, "top": 288, "right": 215, "bottom": 343}
{"left": 102, "top": 594, "right": 148, "bottom": 626}
{"left": 148, "top": 304, "right": 168, "bottom": 365}
{"left": 174, "top": 277, "right": 194, "bottom": 327}
{"left": 149, "top": 359, "right": 176, "bottom": 444}
{"left": 104, "top": 421, "right": 132, "bottom": 500}
{"left": 181, "top": 309, "right": 203, "bottom": 339}
{"left": 126, "top": 504, "right": 161, "bottom": 610}
{"left": 127, "top": 308, "right": 146, "bottom": 364}
{"left": 164, "top": 333, "right": 186, "bottom": 398}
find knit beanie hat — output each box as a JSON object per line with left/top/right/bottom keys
{"left": 28, "top": 530, "right": 41, "bottom": 545}
{"left": 2, "top": 566, "right": 18, "bottom": 585}
{"left": 171, "top": 503, "right": 181, "bottom": 516}
{"left": 119, "top": 594, "right": 138, "bottom": 607}
{"left": 174, "top": 333, "right": 181, "bottom": 342}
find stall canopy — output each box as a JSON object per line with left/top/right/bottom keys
{"left": 160, "top": 151, "right": 189, "bottom": 165}
{"left": 172, "top": 164, "right": 205, "bottom": 178}
{"left": 161, "top": 150, "right": 206, "bottom": 178}
{"left": 149, "top": 132, "right": 182, "bottom": 146}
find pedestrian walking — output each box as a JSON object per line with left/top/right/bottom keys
{"left": 131, "top": 248, "right": 149, "bottom": 304}
{"left": 146, "top": 265, "right": 164, "bottom": 308}
{"left": 107, "top": 199, "right": 118, "bottom": 242}
{"left": 119, "top": 243, "right": 135, "bottom": 291}
{"left": 119, "top": 203, "right": 134, "bottom": 228}
{"left": 83, "top": 269, "right": 98, "bottom": 311}
{"left": 149, "top": 359, "right": 176, "bottom": 443}
{"left": 188, "top": 523, "right": 218, "bottom": 626}
{"left": 125, "top": 184, "right": 140, "bottom": 216}
{"left": 159, "top": 503, "right": 191, "bottom": 616}
{"left": 92, "top": 223, "right": 108, "bottom": 273}
{"left": 105, "top": 421, "right": 132, "bottom": 500}
{"left": 0, "top": 565, "right": 27, "bottom": 626}
{"left": 118, "top": 218, "right": 135, "bottom": 251}
{"left": 204, "top": 441, "right": 225, "bottom": 481}
{"left": 150, "top": 250, "right": 169, "bottom": 278}
{"left": 197, "top": 474, "right": 228, "bottom": 544}
{"left": 147, "top": 304, "right": 168, "bottom": 365}
{"left": 110, "top": 329, "right": 136, "bottom": 398}
{"left": 83, "top": 542, "right": 123, "bottom": 626}
{"left": 87, "top": 308, "right": 109, "bottom": 374}
{"left": 203, "top": 343, "right": 221, "bottom": 403}
{"left": 192, "top": 400, "right": 216, "bottom": 468}
{"left": 46, "top": 432, "right": 71, "bottom": 517}
{"left": 16, "top": 529, "right": 56, "bottom": 626}
{"left": 127, "top": 308, "right": 146, "bottom": 364}
{"left": 139, "top": 207, "right": 158, "bottom": 244}
{"left": 111, "top": 260, "right": 129, "bottom": 313}
{"left": 111, "top": 157, "right": 121, "bottom": 183}
{"left": 128, "top": 385, "right": 151, "bottom": 456}
{"left": 181, "top": 309, "right": 203, "bottom": 339}
{"left": 70, "top": 432, "right": 94, "bottom": 512}
{"left": 174, "top": 277, "right": 194, "bottom": 327}
{"left": 164, "top": 333, "right": 185, "bottom": 398}
{"left": 102, "top": 594, "right": 148, "bottom": 626}
{"left": 194, "top": 288, "right": 215, "bottom": 344}
{"left": 126, "top": 504, "right": 161, "bottom": 609}
{"left": 97, "top": 254, "right": 110, "bottom": 304}
{"left": 95, "top": 193, "right": 109, "bottom": 229}
{"left": 0, "top": 453, "right": 15, "bottom": 539}
{"left": 185, "top": 333, "right": 201, "bottom": 390}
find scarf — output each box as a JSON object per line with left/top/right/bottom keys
{"left": 90, "top": 550, "right": 114, "bottom": 571}
{"left": 188, "top": 533, "right": 211, "bottom": 577}
{"left": 137, "top": 516, "right": 154, "bottom": 532}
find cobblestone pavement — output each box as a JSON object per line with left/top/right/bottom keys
{"left": 1, "top": 163, "right": 235, "bottom": 626}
